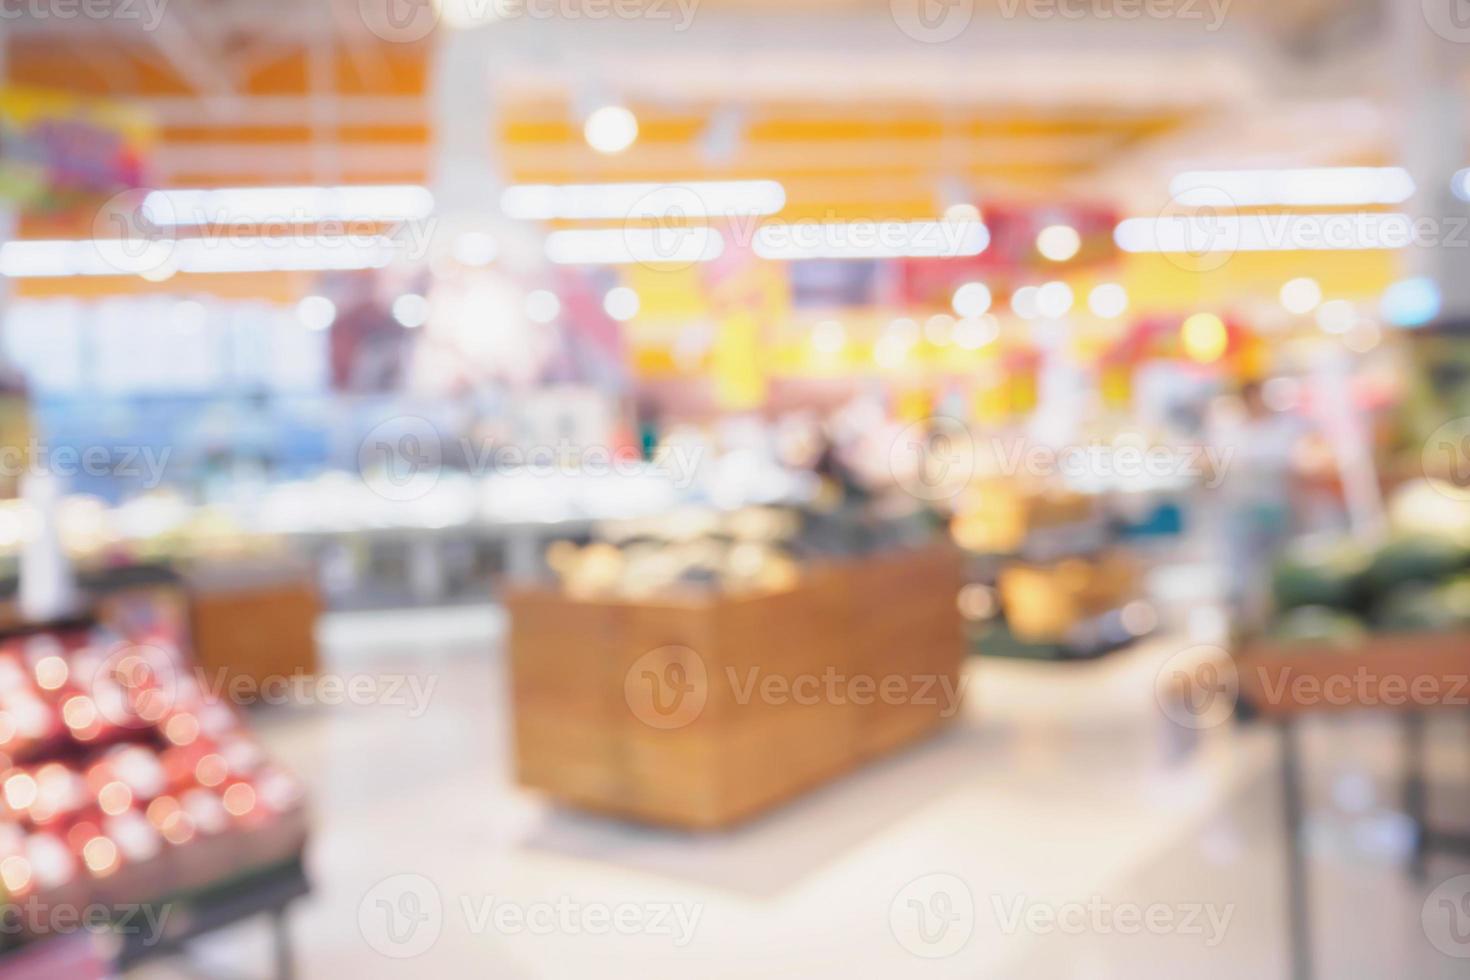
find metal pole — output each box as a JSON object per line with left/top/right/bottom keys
{"left": 1403, "top": 711, "right": 1428, "bottom": 880}
{"left": 272, "top": 906, "right": 295, "bottom": 980}
{"left": 1280, "top": 717, "right": 1312, "bottom": 980}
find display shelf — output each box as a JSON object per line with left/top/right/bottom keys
{"left": 969, "top": 605, "right": 1152, "bottom": 661}
{"left": 507, "top": 544, "right": 966, "bottom": 829}
{"left": 1233, "top": 631, "right": 1470, "bottom": 980}
{"left": 0, "top": 596, "right": 310, "bottom": 975}
{"left": 1235, "top": 630, "right": 1470, "bottom": 718}
{"left": 113, "top": 853, "right": 309, "bottom": 974}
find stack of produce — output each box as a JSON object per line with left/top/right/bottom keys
{"left": 0, "top": 606, "right": 307, "bottom": 947}
{"left": 1270, "top": 522, "right": 1470, "bottom": 647}
{"left": 546, "top": 507, "right": 803, "bottom": 600}
{"left": 949, "top": 479, "right": 1098, "bottom": 556}
{"left": 997, "top": 552, "right": 1143, "bottom": 643}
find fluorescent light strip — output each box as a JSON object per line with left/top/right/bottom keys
{"left": 753, "top": 220, "right": 988, "bottom": 261}
{"left": 1114, "top": 213, "right": 1422, "bottom": 253}
{"left": 1169, "top": 167, "right": 1415, "bottom": 207}
{"left": 1, "top": 237, "right": 400, "bottom": 278}
{"left": 544, "top": 228, "right": 725, "bottom": 265}
{"left": 502, "top": 181, "right": 785, "bottom": 220}
{"left": 142, "top": 185, "right": 435, "bottom": 226}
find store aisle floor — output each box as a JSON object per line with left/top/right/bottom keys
{"left": 130, "top": 615, "right": 1470, "bottom": 979}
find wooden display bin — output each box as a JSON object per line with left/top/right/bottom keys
{"left": 185, "top": 562, "right": 320, "bottom": 691}
{"left": 1235, "top": 631, "right": 1470, "bottom": 717}
{"left": 1232, "top": 630, "right": 1470, "bottom": 980}
{"left": 507, "top": 545, "right": 967, "bottom": 829}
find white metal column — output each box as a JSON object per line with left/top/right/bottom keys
{"left": 1394, "top": 1, "right": 1470, "bottom": 320}
{"left": 425, "top": 26, "right": 541, "bottom": 274}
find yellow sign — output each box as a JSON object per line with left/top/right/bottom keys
{"left": 711, "top": 310, "right": 766, "bottom": 410}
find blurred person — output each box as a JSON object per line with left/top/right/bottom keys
{"left": 1208, "top": 380, "right": 1310, "bottom": 630}
{"left": 796, "top": 423, "right": 875, "bottom": 555}
{"left": 635, "top": 396, "right": 662, "bottom": 462}
{"left": 813, "top": 426, "right": 869, "bottom": 510}
{"left": 329, "top": 273, "right": 408, "bottom": 393}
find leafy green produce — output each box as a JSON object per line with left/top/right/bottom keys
{"left": 1435, "top": 575, "right": 1470, "bottom": 619}
{"left": 1272, "top": 538, "right": 1369, "bottom": 611}
{"left": 1270, "top": 605, "right": 1368, "bottom": 649}
{"left": 1372, "top": 576, "right": 1470, "bottom": 633}
{"left": 1364, "top": 534, "right": 1468, "bottom": 594}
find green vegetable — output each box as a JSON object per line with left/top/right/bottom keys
{"left": 1365, "top": 534, "right": 1468, "bottom": 594}
{"left": 1272, "top": 538, "right": 1369, "bottom": 611}
{"left": 1270, "top": 605, "right": 1368, "bottom": 649}
{"left": 1374, "top": 577, "right": 1470, "bottom": 632}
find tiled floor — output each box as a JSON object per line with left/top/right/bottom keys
{"left": 131, "top": 609, "right": 1470, "bottom": 978}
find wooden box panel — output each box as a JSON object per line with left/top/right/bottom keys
{"left": 622, "top": 727, "right": 726, "bottom": 828}
{"left": 513, "top": 708, "right": 627, "bottom": 808}
{"left": 1236, "top": 632, "right": 1470, "bottom": 718}
{"left": 509, "top": 594, "right": 628, "bottom": 718}
{"left": 855, "top": 617, "right": 965, "bottom": 757}
{"left": 717, "top": 704, "right": 860, "bottom": 822}
{"left": 505, "top": 545, "right": 966, "bottom": 829}
{"left": 850, "top": 548, "right": 964, "bottom": 758}
{"left": 188, "top": 575, "right": 320, "bottom": 690}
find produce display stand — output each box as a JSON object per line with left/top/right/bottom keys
{"left": 962, "top": 547, "right": 1150, "bottom": 661}
{"left": 1234, "top": 633, "right": 1470, "bottom": 980}
{"left": 0, "top": 854, "right": 309, "bottom": 980}
{"left": 0, "top": 595, "right": 312, "bottom": 980}
{"left": 507, "top": 545, "right": 966, "bottom": 830}
{"left": 183, "top": 559, "right": 320, "bottom": 691}
{"left": 0, "top": 559, "right": 319, "bottom": 692}
{"left": 112, "top": 854, "right": 309, "bottom": 977}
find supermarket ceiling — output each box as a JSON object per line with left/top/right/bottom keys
{"left": 0, "top": 0, "right": 1422, "bottom": 209}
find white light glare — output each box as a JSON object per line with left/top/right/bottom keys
{"left": 1114, "top": 213, "right": 1420, "bottom": 253}
{"left": 143, "top": 185, "right": 434, "bottom": 226}
{"left": 1088, "top": 283, "right": 1128, "bottom": 319}
{"left": 501, "top": 181, "right": 786, "bottom": 220}
{"left": 752, "top": 220, "right": 988, "bottom": 261}
{"left": 1280, "top": 278, "right": 1322, "bottom": 315}
{"left": 1169, "top": 167, "right": 1414, "bottom": 207}
{"left": 544, "top": 228, "right": 725, "bottom": 265}
{"left": 585, "top": 106, "right": 639, "bottom": 155}
{"left": 1036, "top": 281, "right": 1074, "bottom": 319}
{"left": 392, "top": 294, "right": 431, "bottom": 328}
{"left": 951, "top": 282, "right": 992, "bottom": 318}
{"left": 603, "top": 287, "right": 640, "bottom": 321}
{"left": 1036, "top": 224, "right": 1081, "bottom": 261}
{"left": 1011, "top": 286, "right": 1040, "bottom": 320}
{"left": 525, "top": 290, "right": 562, "bottom": 324}
{"left": 0, "top": 237, "right": 399, "bottom": 277}
{"left": 953, "top": 315, "right": 999, "bottom": 350}
{"left": 453, "top": 232, "right": 497, "bottom": 266}
{"left": 297, "top": 296, "right": 337, "bottom": 331}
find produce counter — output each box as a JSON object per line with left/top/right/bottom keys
{"left": 182, "top": 560, "right": 320, "bottom": 693}
{"left": 0, "top": 596, "right": 310, "bottom": 973}
{"left": 1235, "top": 631, "right": 1470, "bottom": 717}
{"left": 0, "top": 561, "right": 321, "bottom": 696}
{"left": 507, "top": 544, "right": 966, "bottom": 829}
{"left": 1231, "top": 631, "right": 1470, "bottom": 980}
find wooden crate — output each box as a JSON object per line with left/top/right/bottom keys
{"left": 1235, "top": 631, "right": 1470, "bottom": 718}
{"left": 507, "top": 545, "right": 966, "bottom": 829}
{"left": 186, "top": 563, "right": 320, "bottom": 691}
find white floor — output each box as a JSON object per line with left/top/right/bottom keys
{"left": 130, "top": 610, "right": 1470, "bottom": 979}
